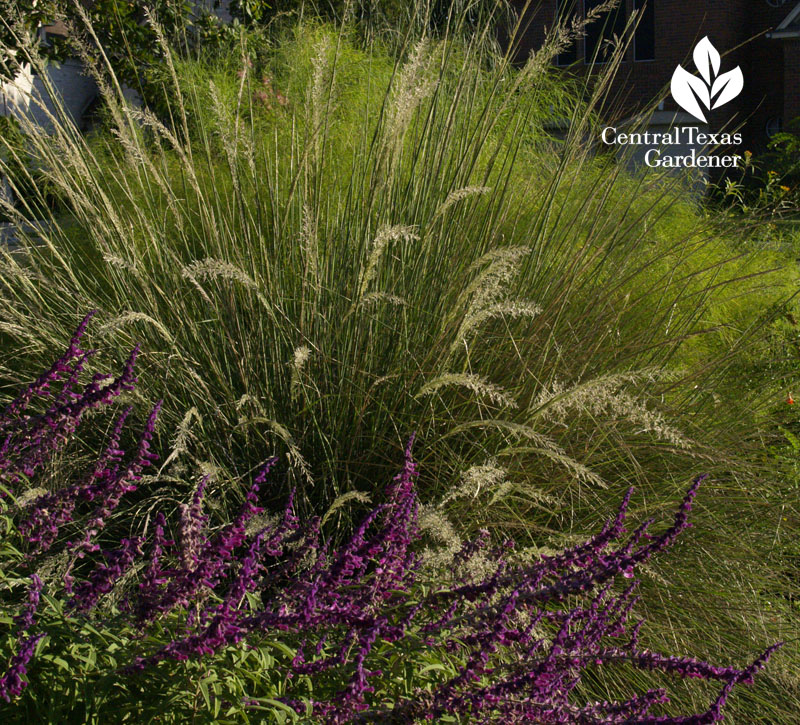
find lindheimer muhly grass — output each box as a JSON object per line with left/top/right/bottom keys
{"left": 0, "top": 0, "right": 799, "bottom": 719}
{"left": 0, "top": 2, "right": 792, "bottom": 521}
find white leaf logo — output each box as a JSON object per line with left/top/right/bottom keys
{"left": 670, "top": 37, "right": 743, "bottom": 123}
{"left": 711, "top": 67, "right": 744, "bottom": 109}
{"left": 693, "top": 36, "right": 719, "bottom": 85}
{"left": 671, "top": 66, "right": 710, "bottom": 122}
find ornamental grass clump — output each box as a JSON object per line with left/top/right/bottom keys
{"left": 0, "top": 320, "right": 780, "bottom": 722}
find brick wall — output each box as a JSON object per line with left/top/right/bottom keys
{"left": 510, "top": 1, "right": 796, "bottom": 150}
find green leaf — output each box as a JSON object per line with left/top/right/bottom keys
{"left": 418, "top": 663, "right": 448, "bottom": 676}
{"left": 260, "top": 640, "right": 295, "bottom": 659}
{"left": 42, "top": 655, "right": 71, "bottom": 672}
{"left": 247, "top": 698, "right": 298, "bottom": 718}
{"left": 199, "top": 678, "right": 211, "bottom": 710}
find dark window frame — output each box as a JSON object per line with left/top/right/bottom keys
{"left": 554, "top": 1, "right": 654, "bottom": 66}
{"left": 633, "top": 0, "right": 656, "bottom": 62}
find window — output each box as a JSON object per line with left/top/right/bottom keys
{"left": 633, "top": 0, "right": 655, "bottom": 61}
{"left": 765, "top": 117, "right": 783, "bottom": 138}
{"left": 584, "top": 0, "right": 627, "bottom": 64}
{"left": 555, "top": 0, "right": 580, "bottom": 66}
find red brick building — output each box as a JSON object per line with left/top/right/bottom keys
{"left": 511, "top": 0, "right": 800, "bottom": 150}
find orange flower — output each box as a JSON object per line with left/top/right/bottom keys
{"left": 787, "top": 394, "right": 794, "bottom": 405}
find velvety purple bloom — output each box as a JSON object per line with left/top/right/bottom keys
{"left": 69, "top": 537, "right": 143, "bottom": 612}
{"left": 0, "top": 575, "right": 44, "bottom": 702}
{"left": 0, "top": 634, "right": 44, "bottom": 703}
{"left": 13, "top": 574, "right": 42, "bottom": 632}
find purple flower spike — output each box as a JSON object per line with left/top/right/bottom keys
{"left": 0, "top": 634, "right": 44, "bottom": 703}
{"left": 13, "top": 575, "right": 43, "bottom": 632}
